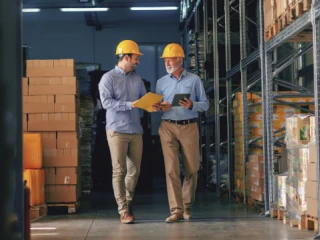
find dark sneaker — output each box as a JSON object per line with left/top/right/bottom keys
{"left": 120, "top": 212, "right": 134, "bottom": 224}
{"left": 165, "top": 213, "right": 183, "bottom": 223}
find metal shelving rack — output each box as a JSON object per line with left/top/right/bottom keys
{"left": 181, "top": 2, "right": 320, "bottom": 230}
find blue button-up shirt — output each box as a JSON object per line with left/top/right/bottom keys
{"left": 155, "top": 70, "right": 209, "bottom": 120}
{"left": 99, "top": 65, "right": 147, "bottom": 133}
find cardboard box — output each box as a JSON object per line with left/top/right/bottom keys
{"left": 45, "top": 167, "right": 78, "bottom": 185}
{"left": 307, "top": 163, "right": 317, "bottom": 181}
{"left": 23, "top": 95, "right": 55, "bottom": 113}
{"left": 28, "top": 77, "right": 78, "bottom": 95}
{"left": 306, "top": 180, "right": 317, "bottom": 199}
{"left": 246, "top": 161, "right": 264, "bottom": 173}
{"left": 55, "top": 95, "right": 79, "bottom": 113}
{"left": 40, "top": 132, "right": 57, "bottom": 149}
{"left": 247, "top": 170, "right": 264, "bottom": 179}
{"left": 22, "top": 78, "right": 29, "bottom": 96}
{"left": 248, "top": 154, "right": 263, "bottom": 164}
{"left": 26, "top": 59, "right": 75, "bottom": 77}
{"left": 306, "top": 197, "right": 318, "bottom": 217}
{"left": 43, "top": 148, "right": 78, "bottom": 167}
{"left": 28, "top": 113, "right": 78, "bottom": 131}
{"left": 23, "top": 114, "right": 27, "bottom": 132}
{"left": 45, "top": 184, "right": 80, "bottom": 203}
{"left": 250, "top": 191, "right": 264, "bottom": 202}
{"left": 57, "top": 131, "right": 78, "bottom": 139}
{"left": 57, "top": 138, "right": 78, "bottom": 149}
{"left": 286, "top": 114, "right": 312, "bottom": 145}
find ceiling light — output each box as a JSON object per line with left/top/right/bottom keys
{"left": 22, "top": 8, "right": 41, "bottom": 13}
{"left": 60, "top": 7, "right": 109, "bottom": 12}
{"left": 130, "top": 7, "right": 178, "bottom": 11}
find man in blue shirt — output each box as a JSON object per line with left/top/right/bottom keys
{"left": 154, "top": 43, "right": 209, "bottom": 223}
{"left": 99, "top": 40, "right": 147, "bottom": 224}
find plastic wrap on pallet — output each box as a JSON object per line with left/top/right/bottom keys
{"left": 208, "top": 153, "right": 229, "bottom": 189}
{"left": 77, "top": 70, "right": 94, "bottom": 191}
{"left": 277, "top": 175, "right": 287, "bottom": 209}
{"left": 285, "top": 114, "right": 316, "bottom": 221}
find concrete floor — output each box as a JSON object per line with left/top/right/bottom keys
{"left": 31, "top": 186, "right": 316, "bottom": 240}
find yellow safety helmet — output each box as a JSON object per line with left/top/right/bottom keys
{"left": 160, "top": 43, "right": 185, "bottom": 58}
{"left": 115, "top": 40, "right": 143, "bottom": 56}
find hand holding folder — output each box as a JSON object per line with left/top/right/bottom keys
{"left": 132, "top": 92, "right": 163, "bottom": 112}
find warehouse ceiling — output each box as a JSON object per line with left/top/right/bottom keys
{"left": 22, "top": 0, "right": 181, "bottom": 30}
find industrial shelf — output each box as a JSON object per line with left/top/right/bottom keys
{"left": 227, "top": 2, "right": 320, "bottom": 79}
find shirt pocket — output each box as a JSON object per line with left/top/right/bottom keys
{"left": 181, "top": 84, "right": 193, "bottom": 94}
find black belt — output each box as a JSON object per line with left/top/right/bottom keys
{"left": 164, "top": 118, "right": 198, "bottom": 125}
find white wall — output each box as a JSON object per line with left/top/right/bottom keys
{"left": 22, "top": 10, "right": 181, "bottom": 70}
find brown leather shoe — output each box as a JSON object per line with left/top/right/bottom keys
{"left": 128, "top": 206, "right": 135, "bottom": 220}
{"left": 183, "top": 209, "right": 192, "bottom": 220}
{"left": 120, "top": 212, "right": 134, "bottom": 224}
{"left": 165, "top": 213, "right": 183, "bottom": 223}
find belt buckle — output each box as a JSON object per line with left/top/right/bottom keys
{"left": 175, "top": 120, "right": 178, "bottom": 126}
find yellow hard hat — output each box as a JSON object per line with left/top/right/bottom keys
{"left": 160, "top": 43, "right": 185, "bottom": 58}
{"left": 115, "top": 40, "right": 143, "bottom": 56}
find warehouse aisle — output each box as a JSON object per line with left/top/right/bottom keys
{"left": 31, "top": 187, "right": 315, "bottom": 240}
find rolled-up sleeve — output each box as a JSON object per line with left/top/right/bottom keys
{"left": 192, "top": 78, "right": 210, "bottom": 112}
{"left": 99, "top": 74, "right": 132, "bottom": 111}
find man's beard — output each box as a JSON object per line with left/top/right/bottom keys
{"left": 166, "top": 64, "right": 179, "bottom": 74}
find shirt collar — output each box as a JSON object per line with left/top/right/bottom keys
{"left": 115, "top": 65, "right": 133, "bottom": 76}
{"left": 170, "top": 69, "right": 187, "bottom": 80}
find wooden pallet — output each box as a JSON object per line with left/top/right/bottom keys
{"left": 31, "top": 204, "right": 47, "bottom": 222}
{"left": 234, "top": 193, "right": 264, "bottom": 213}
{"left": 266, "top": 23, "right": 279, "bottom": 42}
{"left": 289, "top": 215, "right": 307, "bottom": 230}
{"left": 306, "top": 215, "right": 319, "bottom": 233}
{"left": 270, "top": 207, "right": 285, "bottom": 220}
{"left": 288, "top": 29, "right": 313, "bottom": 42}
{"left": 290, "top": 0, "right": 312, "bottom": 20}
{"left": 47, "top": 201, "right": 80, "bottom": 214}
{"left": 277, "top": 10, "right": 292, "bottom": 32}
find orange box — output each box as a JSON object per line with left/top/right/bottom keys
{"left": 23, "top": 133, "right": 42, "bottom": 169}
{"left": 23, "top": 169, "right": 45, "bottom": 206}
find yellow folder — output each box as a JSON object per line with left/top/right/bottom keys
{"left": 133, "top": 92, "right": 163, "bottom": 112}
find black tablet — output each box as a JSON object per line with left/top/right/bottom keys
{"left": 171, "top": 93, "right": 191, "bottom": 106}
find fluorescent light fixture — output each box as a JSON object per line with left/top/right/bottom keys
{"left": 130, "top": 7, "right": 178, "bottom": 11}
{"left": 22, "top": 8, "right": 41, "bottom": 12}
{"left": 60, "top": 7, "right": 109, "bottom": 12}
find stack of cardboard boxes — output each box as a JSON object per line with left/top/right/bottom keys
{"left": 285, "top": 114, "right": 317, "bottom": 220}
{"left": 233, "top": 91, "right": 311, "bottom": 201}
{"left": 23, "top": 59, "right": 81, "bottom": 204}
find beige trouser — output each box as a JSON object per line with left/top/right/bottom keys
{"left": 106, "top": 129, "right": 143, "bottom": 214}
{"left": 158, "top": 121, "right": 200, "bottom": 216}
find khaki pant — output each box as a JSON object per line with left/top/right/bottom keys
{"left": 158, "top": 121, "right": 200, "bottom": 215}
{"left": 106, "top": 130, "right": 143, "bottom": 214}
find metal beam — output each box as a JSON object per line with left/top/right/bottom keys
{"left": 0, "top": 0, "right": 23, "bottom": 239}
{"left": 213, "top": 0, "right": 221, "bottom": 194}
